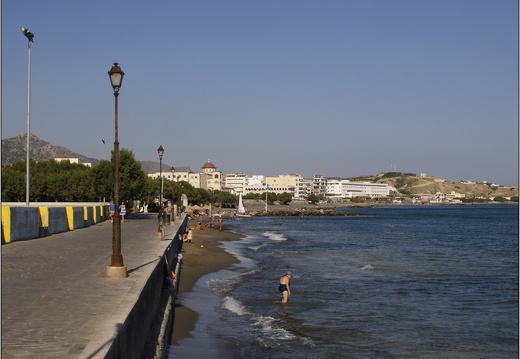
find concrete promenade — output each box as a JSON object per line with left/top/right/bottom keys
{"left": 2, "top": 212, "right": 182, "bottom": 359}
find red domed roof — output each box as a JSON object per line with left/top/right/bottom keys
{"left": 202, "top": 160, "right": 216, "bottom": 169}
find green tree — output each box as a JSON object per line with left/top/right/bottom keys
{"left": 1, "top": 162, "right": 26, "bottom": 201}
{"left": 211, "top": 190, "right": 237, "bottom": 208}
{"left": 92, "top": 160, "right": 113, "bottom": 201}
{"left": 244, "top": 193, "right": 261, "bottom": 200}
{"left": 306, "top": 193, "right": 320, "bottom": 204}
{"left": 264, "top": 191, "right": 277, "bottom": 205}
{"left": 277, "top": 192, "right": 292, "bottom": 205}
{"left": 118, "top": 149, "right": 147, "bottom": 203}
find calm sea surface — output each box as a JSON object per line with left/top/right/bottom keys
{"left": 168, "top": 205, "right": 518, "bottom": 358}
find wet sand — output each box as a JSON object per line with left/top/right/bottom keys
{"left": 170, "top": 218, "right": 242, "bottom": 345}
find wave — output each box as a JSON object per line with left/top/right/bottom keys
{"left": 249, "top": 243, "right": 268, "bottom": 251}
{"left": 262, "top": 231, "right": 287, "bottom": 241}
{"left": 222, "top": 296, "right": 250, "bottom": 316}
{"left": 221, "top": 296, "right": 300, "bottom": 346}
{"left": 206, "top": 267, "right": 262, "bottom": 295}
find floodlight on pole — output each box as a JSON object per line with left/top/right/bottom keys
{"left": 21, "top": 26, "right": 34, "bottom": 206}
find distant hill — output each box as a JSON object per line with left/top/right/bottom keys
{"left": 1, "top": 133, "right": 171, "bottom": 173}
{"left": 1, "top": 133, "right": 100, "bottom": 165}
{"left": 348, "top": 173, "right": 518, "bottom": 198}
{"left": 2, "top": 134, "right": 517, "bottom": 198}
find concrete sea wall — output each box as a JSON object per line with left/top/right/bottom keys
{"left": 105, "top": 215, "right": 188, "bottom": 359}
{"left": 1, "top": 203, "right": 108, "bottom": 244}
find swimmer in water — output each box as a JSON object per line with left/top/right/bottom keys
{"left": 279, "top": 271, "right": 292, "bottom": 303}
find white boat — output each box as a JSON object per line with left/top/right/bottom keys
{"left": 236, "top": 193, "right": 251, "bottom": 217}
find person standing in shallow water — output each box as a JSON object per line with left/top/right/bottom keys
{"left": 279, "top": 271, "right": 292, "bottom": 303}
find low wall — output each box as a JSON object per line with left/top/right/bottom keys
{"left": 1, "top": 204, "right": 108, "bottom": 243}
{"left": 105, "top": 215, "right": 188, "bottom": 359}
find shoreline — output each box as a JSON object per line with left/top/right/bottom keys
{"left": 170, "top": 217, "right": 243, "bottom": 346}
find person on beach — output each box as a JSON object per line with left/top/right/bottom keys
{"left": 187, "top": 228, "right": 193, "bottom": 242}
{"left": 182, "top": 231, "right": 191, "bottom": 243}
{"left": 279, "top": 271, "right": 292, "bottom": 303}
{"left": 218, "top": 217, "right": 223, "bottom": 231}
{"left": 195, "top": 222, "right": 204, "bottom": 230}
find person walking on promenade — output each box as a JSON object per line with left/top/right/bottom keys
{"left": 109, "top": 200, "right": 116, "bottom": 222}
{"left": 279, "top": 271, "right": 292, "bottom": 303}
{"left": 119, "top": 201, "right": 127, "bottom": 222}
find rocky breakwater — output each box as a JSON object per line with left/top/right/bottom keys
{"left": 251, "top": 207, "right": 364, "bottom": 217}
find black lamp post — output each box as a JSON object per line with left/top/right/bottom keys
{"left": 157, "top": 145, "right": 165, "bottom": 240}
{"left": 107, "top": 63, "right": 126, "bottom": 277}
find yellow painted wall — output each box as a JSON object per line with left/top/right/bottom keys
{"left": 39, "top": 206, "right": 49, "bottom": 227}
{"left": 66, "top": 206, "right": 74, "bottom": 230}
{"left": 2, "top": 206, "right": 11, "bottom": 244}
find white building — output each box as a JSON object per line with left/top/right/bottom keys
{"left": 326, "top": 180, "right": 390, "bottom": 199}
{"left": 224, "top": 173, "right": 248, "bottom": 194}
{"left": 266, "top": 174, "right": 305, "bottom": 199}
{"left": 54, "top": 158, "right": 92, "bottom": 167}
{"left": 326, "top": 179, "right": 343, "bottom": 198}
{"left": 313, "top": 175, "right": 327, "bottom": 197}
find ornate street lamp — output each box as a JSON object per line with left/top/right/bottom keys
{"left": 21, "top": 26, "right": 34, "bottom": 206}
{"left": 107, "top": 62, "right": 126, "bottom": 278}
{"left": 157, "top": 145, "right": 165, "bottom": 240}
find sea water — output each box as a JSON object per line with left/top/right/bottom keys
{"left": 167, "top": 205, "right": 518, "bottom": 358}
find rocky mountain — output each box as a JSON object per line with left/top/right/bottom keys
{"left": 1, "top": 133, "right": 170, "bottom": 173}
{"left": 1, "top": 133, "right": 100, "bottom": 165}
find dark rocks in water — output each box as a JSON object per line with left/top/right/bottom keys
{"left": 253, "top": 209, "right": 363, "bottom": 217}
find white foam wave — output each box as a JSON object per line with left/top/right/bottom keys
{"left": 251, "top": 315, "right": 296, "bottom": 341}
{"left": 262, "top": 231, "right": 287, "bottom": 241}
{"left": 222, "top": 297, "right": 313, "bottom": 350}
{"left": 249, "top": 243, "right": 268, "bottom": 251}
{"left": 222, "top": 296, "right": 250, "bottom": 316}
{"left": 207, "top": 268, "right": 262, "bottom": 294}
{"left": 361, "top": 264, "right": 374, "bottom": 270}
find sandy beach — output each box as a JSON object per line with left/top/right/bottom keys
{"left": 170, "top": 217, "right": 242, "bottom": 345}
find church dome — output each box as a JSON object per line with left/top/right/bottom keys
{"left": 202, "top": 160, "right": 217, "bottom": 173}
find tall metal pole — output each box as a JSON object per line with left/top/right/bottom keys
{"left": 25, "top": 32, "right": 32, "bottom": 206}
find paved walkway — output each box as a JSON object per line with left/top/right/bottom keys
{"left": 1, "top": 213, "right": 181, "bottom": 359}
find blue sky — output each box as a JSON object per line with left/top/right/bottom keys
{"left": 2, "top": 0, "right": 518, "bottom": 185}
